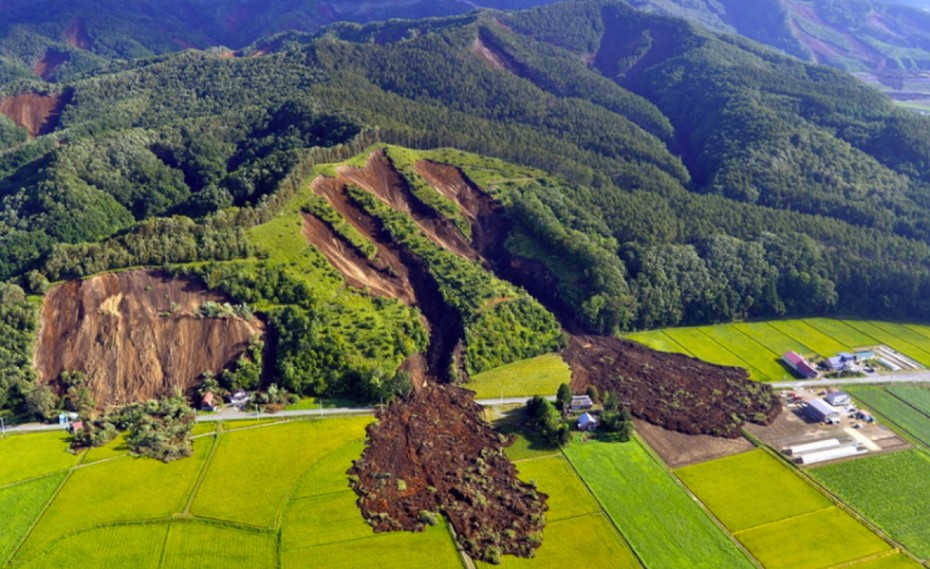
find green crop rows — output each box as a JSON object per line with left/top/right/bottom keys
{"left": 848, "top": 387, "right": 930, "bottom": 447}
{"left": 565, "top": 439, "right": 754, "bottom": 569}
{"left": 812, "top": 450, "right": 930, "bottom": 560}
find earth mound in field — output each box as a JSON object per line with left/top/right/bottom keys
{"left": 36, "top": 269, "right": 263, "bottom": 407}
{"left": 349, "top": 384, "right": 547, "bottom": 563}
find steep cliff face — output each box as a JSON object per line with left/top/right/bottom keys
{"left": 36, "top": 270, "right": 263, "bottom": 406}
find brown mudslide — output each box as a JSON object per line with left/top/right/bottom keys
{"left": 36, "top": 270, "right": 263, "bottom": 407}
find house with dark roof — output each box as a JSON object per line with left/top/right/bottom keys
{"left": 570, "top": 395, "right": 594, "bottom": 411}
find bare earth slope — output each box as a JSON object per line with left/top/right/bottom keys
{"left": 36, "top": 270, "right": 263, "bottom": 406}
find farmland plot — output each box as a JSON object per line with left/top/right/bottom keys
{"left": 0, "top": 473, "right": 65, "bottom": 564}
{"left": 662, "top": 327, "right": 765, "bottom": 378}
{"left": 698, "top": 325, "right": 789, "bottom": 380}
{"left": 17, "top": 524, "right": 168, "bottom": 569}
{"left": 803, "top": 318, "right": 878, "bottom": 348}
{"left": 565, "top": 439, "right": 753, "bottom": 569}
{"left": 732, "top": 322, "right": 811, "bottom": 356}
{"left": 0, "top": 432, "right": 81, "bottom": 486}
{"left": 191, "top": 417, "right": 371, "bottom": 526}
{"left": 842, "top": 321, "right": 930, "bottom": 366}
{"left": 17, "top": 438, "right": 210, "bottom": 559}
{"left": 161, "top": 522, "right": 277, "bottom": 569}
{"left": 848, "top": 387, "right": 930, "bottom": 446}
{"left": 677, "top": 450, "right": 893, "bottom": 569}
{"left": 625, "top": 330, "right": 693, "bottom": 356}
{"left": 477, "top": 454, "right": 640, "bottom": 568}
{"left": 767, "top": 320, "right": 847, "bottom": 356}
{"left": 886, "top": 386, "right": 930, "bottom": 416}
{"left": 811, "top": 450, "right": 930, "bottom": 559}
{"left": 467, "top": 353, "right": 571, "bottom": 399}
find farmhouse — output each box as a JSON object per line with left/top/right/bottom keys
{"left": 782, "top": 351, "right": 818, "bottom": 379}
{"left": 201, "top": 392, "right": 217, "bottom": 412}
{"left": 825, "top": 357, "right": 847, "bottom": 371}
{"left": 824, "top": 391, "right": 851, "bottom": 407}
{"left": 807, "top": 398, "right": 841, "bottom": 423}
{"left": 577, "top": 412, "right": 598, "bottom": 431}
{"left": 570, "top": 395, "right": 594, "bottom": 411}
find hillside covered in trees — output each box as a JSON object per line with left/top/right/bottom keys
{"left": 4, "top": 0, "right": 930, "bottom": 412}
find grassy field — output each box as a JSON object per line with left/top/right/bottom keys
{"left": 477, "top": 452, "right": 641, "bottom": 568}
{"left": 847, "top": 553, "right": 924, "bottom": 569}
{"left": 565, "top": 439, "right": 754, "bottom": 569}
{"left": 466, "top": 353, "right": 571, "bottom": 399}
{"left": 629, "top": 318, "right": 930, "bottom": 381}
{"left": 0, "top": 432, "right": 82, "bottom": 486}
{"left": 677, "top": 450, "right": 893, "bottom": 569}
{"left": 0, "top": 473, "right": 65, "bottom": 564}
{"left": 847, "top": 387, "right": 930, "bottom": 446}
{"left": 811, "top": 450, "right": 930, "bottom": 559}
{"left": 886, "top": 386, "right": 930, "bottom": 416}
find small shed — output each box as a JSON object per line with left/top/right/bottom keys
{"left": 201, "top": 392, "right": 217, "bottom": 412}
{"left": 824, "top": 391, "right": 851, "bottom": 407}
{"left": 571, "top": 395, "right": 594, "bottom": 411}
{"left": 577, "top": 412, "right": 598, "bottom": 432}
{"left": 68, "top": 421, "right": 84, "bottom": 434}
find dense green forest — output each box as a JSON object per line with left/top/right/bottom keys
{"left": 8, "top": 0, "right": 930, "bottom": 411}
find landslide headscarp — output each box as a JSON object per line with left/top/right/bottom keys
{"left": 36, "top": 270, "right": 263, "bottom": 407}
{"left": 0, "top": 91, "right": 70, "bottom": 137}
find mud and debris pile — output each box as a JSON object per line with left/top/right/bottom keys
{"left": 348, "top": 384, "right": 548, "bottom": 563}
{"left": 562, "top": 334, "right": 782, "bottom": 437}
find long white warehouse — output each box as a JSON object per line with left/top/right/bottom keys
{"left": 786, "top": 438, "right": 841, "bottom": 456}
{"left": 798, "top": 445, "right": 866, "bottom": 465}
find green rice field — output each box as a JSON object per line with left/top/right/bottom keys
{"left": 565, "top": 439, "right": 754, "bottom": 569}
{"left": 811, "top": 450, "right": 930, "bottom": 560}
{"left": 676, "top": 450, "right": 894, "bottom": 569}
{"left": 628, "top": 318, "right": 930, "bottom": 381}
{"left": 466, "top": 353, "right": 571, "bottom": 399}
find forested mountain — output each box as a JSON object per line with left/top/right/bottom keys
{"left": 5, "top": 0, "right": 930, "bottom": 407}
{"left": 0, "top": 0, "right": 563, "bottom": 83}
{"left": 624, "top": 0, "right": 930, "bottom": 86}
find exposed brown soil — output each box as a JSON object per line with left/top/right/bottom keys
{"left": 349, "top": 384, "right": 547, "bottom": 563}
{"left": 64, "top": 18, "right": 91, "bottom": 50}
{"left": 36, "top": 270, "right": 263, "bottom": 407}
{"left": 302, "top": 212, "right": 414, "bottom": 304}
{"left": 563, "top": 335, "right": 781, "bottom": 437}
{"left": 337, "top": 151, "right": 477, "bottom": 260}
{"left": 634, "top": 419, "right": 754, "bottom": 468}
{"left": 472, "top": 35, "right": 510, "bottom": 72}
{"left": 32, "top": 49, "right": 69, "bottom": 81}
{"left": 0, "top": 91, "right": 69, "bottom": 137}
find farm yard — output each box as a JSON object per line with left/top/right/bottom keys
{"left": 676, "top": 450, "right": 897, "bottom": 569}
{"left": 628, "top": 319, "right": 930, "bottom": 381}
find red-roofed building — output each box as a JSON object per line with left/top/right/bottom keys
{"left": 201, "top": 392, "right": 217, "bottom": 412}
{"left": 782, "top": 351, "right": 818, "bottom": 379}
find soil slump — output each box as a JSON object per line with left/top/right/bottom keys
{"left": 36, "top": 270, "right": 263, "bottom": 407}
{"left": 0, "top": 91, "right": 69, "bottom": 137}
{"left": 33, "top": 49, "right": 69, "bottom": 81}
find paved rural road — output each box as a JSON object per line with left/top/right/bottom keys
{"left": 2, "top": 396, "right": 551, "bottom": 434}
{"left": 769, "top": 370, "right": 930, "bottom": 389}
